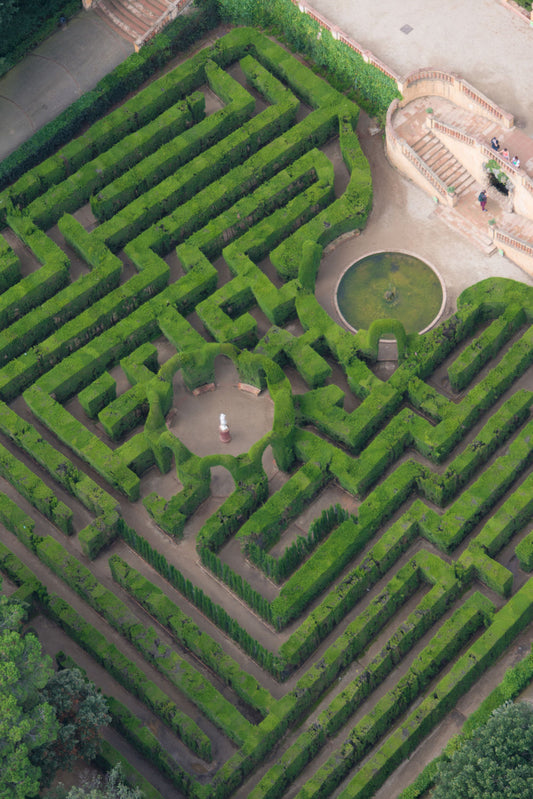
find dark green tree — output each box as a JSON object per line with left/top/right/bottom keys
{"left": 0, "top": 593, "right": 58, "bottom": 799}
{"left": 49, "top": 765, "right": 143, "bottom": 799}
{"left": 0, "top": 0, "right": 18, "bottom": 28}
{"left": 432, "top": 701, "right": 533, "bottom": 799}
{"left": 0, "top": 593, "right": 26, "bottom": 631}
{"left": 31, "top": 668, "right": 111, "bottom": 786}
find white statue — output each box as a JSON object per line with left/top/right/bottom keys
{"left": 219, "top": 413, "right": 228, "bottom": 430}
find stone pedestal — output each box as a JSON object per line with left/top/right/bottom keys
{"left": 219, "top": 427, "right": 231, "bottom": 443}
{"left": 219, "top": 413, "right": 231, "bottom": 443}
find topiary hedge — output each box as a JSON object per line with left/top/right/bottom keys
{"left": 0, "top": 0, "right": 220, "bottom": 191}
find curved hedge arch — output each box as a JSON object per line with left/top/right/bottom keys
{"left": 367, "top": 318, "right": 407, "bottom": 360}
{"left": 148, "top": 343, "right": 296, "bottom": 473}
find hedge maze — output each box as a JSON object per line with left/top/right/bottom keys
{"left": 2, "top": 24, "right": 533, "bottom": 799}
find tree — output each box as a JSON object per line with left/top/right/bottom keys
{"left": 432, "top": 701, "right": 533, "bottom": 799}
{"left": 0, "top": 0, "right": 18, "bottom": 29}
{"left": 48, "top": 765, "right": 143, "bottom": 799}
{"left": 32, "top": 668, "right": 111, "bottom": 787}
{"left": 0, "top": 593, "right": 26, "bottom": 631}
{"left": 0, "top": 595, "right": 58, "bottom": 799}
{"left": 0, "top": 584, "right": 110, "bottom": 795}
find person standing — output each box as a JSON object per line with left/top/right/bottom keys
{"left": 478, "top": 189, "right": 488, "bottom": 211}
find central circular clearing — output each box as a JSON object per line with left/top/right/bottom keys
{"left": 335, "top": 251, "right": 444, "bottom": 334}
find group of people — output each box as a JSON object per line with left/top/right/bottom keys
{"left": 490, "top": 137, "right": 519, "bottom": 166}
{"left": 480, "top": 136, "right": 522, "bottom": 211}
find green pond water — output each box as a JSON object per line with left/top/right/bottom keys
{"left": 336, "top": 252, "right": 443, "bottom": 334}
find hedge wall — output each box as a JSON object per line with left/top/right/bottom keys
{"left": 0, "top": 0, "right": 220, "bottom": 191}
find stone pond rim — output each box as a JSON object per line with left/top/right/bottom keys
{"left": 334, "top": 250, "right": 447, "bottom": 338}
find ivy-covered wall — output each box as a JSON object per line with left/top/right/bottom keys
{"left": 215, "top": 0, "right": 401, "bottom": 120}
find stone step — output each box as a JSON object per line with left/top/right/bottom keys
{"left": 94, "top": 2, "right": 145, "bottom": 41}
{"left": 454, "top": 174, "right": 476, "bottom": 196}
{"left": 433, "top": 156, "right": 458, "bottom": 180}
{"left": 134, "top": 0, "right": 170, "bottom": 19}
{"left": 413, "top": 135, "right": 441, "bottom": 159}
{"left": 107, "top": 0, "right": 153, "bottom": 31}
{"left": 94, "top": 0, "right": 173, "bottom": 44}
{"left": 426, "top": 148, "right": 451, "bottom": 172}
{"left": 434, "top": 203, "right": 498, "bottom": 255}
{"left": 438, "top": 163, "right": 467, "bottom": 186}
{"left": 499, "top": 210, "right": 533, "bottom": 243}
{"left": 412, "top": 131, "right": 477, "bottom": 193}
{"left": 428, "top": 154, "right": 463, "bottom": 185}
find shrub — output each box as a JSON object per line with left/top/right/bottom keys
{"left": 0, "top": 1, "right": 219, "bottom": 191}
{"left": 432, "top": 701, "right": 533, "bottom": 799}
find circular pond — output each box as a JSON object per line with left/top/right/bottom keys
{"left": 335, "top": 251, "right": 445, "bottom": 334}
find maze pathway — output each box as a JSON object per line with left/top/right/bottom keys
{"left": 1, "top": 27, "right": 533, "bottom": 799}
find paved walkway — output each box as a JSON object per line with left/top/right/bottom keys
{"left": 313, "top": 0, "right": 533, "bottom": 136}
{"left": 308, "top": 0, "right": 533, "bottom": 271}
{"left": 0, "top": 10, "right": 132, "bottom": 162}
{"left": 317, "top": 110, "right": 532, "bottom": 341}
{"left": 2, "top": 0, "right": 533, "bottom": 165}
{"left": 1, "top": 1, "right": 533, "bottom": 288}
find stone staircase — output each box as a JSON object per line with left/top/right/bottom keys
{"left": 434, "top": 202, "right": 498, "bottom": 256}
{"left": 390, "top": 95, "right": 533, "bottom": 274}
{"left": 93, "top": 0, "right": 182, "bottom": 47}
{"left": 499, "top": 210, "right": 533, "bottom": 242}
{"left": 411, "top": 132, "right": 476, "bottom": 197}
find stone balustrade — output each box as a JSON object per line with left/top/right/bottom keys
{"left": 291, "top": 0, "right": 401, "bottom": 83}
{"left": 400, "top": 69, "right": 514, "bottom": 128}
{"left": 492, "top": 228, "right": 533, "bottom": 276}
{"left": 385, "top": 99, "right": 453, "bottom": 205}
{"left": 500, "top": 0, "right": 533, "bottom": 24}
{"left": 424, "top": 116, "right": 533, "bottom": 217}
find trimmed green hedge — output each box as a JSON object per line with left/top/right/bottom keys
{"left": 27, "top": 94, "right": 203, "bottom": 230}
{"left": 0, "top": 0, "right": 220, "bottom": 192}
{"left": 398, "top": 650, "right": 533, "bottom": 799}
{"left": 0, "top": 233, "right": 20, "bottom": 292}
{"left": 110, "top": 555, "right": 275, "bottom": 716}
{"left": 0, "top": 536, "right": 43, "bottom": 606}
{"left": 0, "top": 398, "right": 120, "bottom": 559}
{"left": 97, "top": 59, "right": 300, "bottom": 251}
{"left": 249, "top": 503, "right": 349, "bottom": 583}
{"left": 0, "top": 448, "right": 73, "bottom": 534}
{"left": 56, "top": 650, "right": 202, "bottom": 795}
{"left": 91, "top": 62, "right": 255, "bottom": 227}
{"left": 35, "top": 534, "right": 254, "bottom": 746}
{"left": 95, "top": 739, "right": 168, "bottom": 799}
{"left": 216, "top": 5, "right": 399, "bottom": 119}
{"left": 24, "top": 385, "right": 140, "bottom": 500}
{"left": 236, "top": 460, "right": 330, "bottom": 554}
{"left": 337, "top": 577, "right": 533, "bottom": 799}
{"left": 447, "top": 304, "right": 525, "bottom": 391}
{"left": 79, "top": 371, "right": 116, "bottom": 419}
{"left": 274, "top": 590, "right": 490, "bottom": 799}
{"left": 46, "top": 593, "right": 211, "bottom": 760}
{"left": 121, "top": 520, "right": 283, "bottom": 678}
{"left": 0, "top": 215, "right": 69, "bottom": 329}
